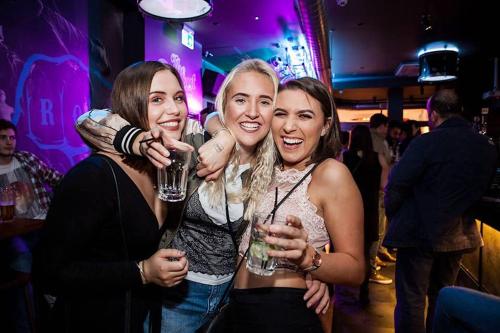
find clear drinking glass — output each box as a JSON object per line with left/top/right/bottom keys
{"left": 0, "top": 185, "right": 16, "bottom": 222}
{"left": 246, "top": 213, "right": 285, "bottom": 276}
{"left": 157, "top": 150, "right": 191, "bottom": 202}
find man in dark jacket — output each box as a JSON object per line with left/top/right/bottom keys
{"left": 383, "top": 89, "right": 498, "bottom": 333}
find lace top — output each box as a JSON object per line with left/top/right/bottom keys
{"left": 239, "top": 164, "right": 330, "bottom": 270}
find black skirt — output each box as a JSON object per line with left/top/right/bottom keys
{"left": 209, "top": 287, "right": 323, "bottom": 333}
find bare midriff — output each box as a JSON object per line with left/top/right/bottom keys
{"left": 234, "top": 257, "right": 307, "bottom": 289}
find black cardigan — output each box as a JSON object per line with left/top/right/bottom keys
{"left": 34, "top": 155, "right": 163, "bottom": 332}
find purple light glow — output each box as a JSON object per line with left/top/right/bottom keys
{"left": 145, "top": 18, "right": 203, "bottom": 115}
{"left": 1, "top": 1, "right": 91, "bottom": 173}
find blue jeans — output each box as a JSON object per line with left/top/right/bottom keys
{"left": 160, "top": 279, "right": 230, "bottom": 333}
{"left": 433, "top": 286, "right": 500, "bottom": 333}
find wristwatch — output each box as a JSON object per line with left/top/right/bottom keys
{"left": 302, "top": 247, "right": 322, "bottom": 272}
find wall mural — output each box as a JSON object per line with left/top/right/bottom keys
{"left": 0, "top": 0, "right": 92, "bottom": 173}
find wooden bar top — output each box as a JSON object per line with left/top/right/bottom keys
{"left": 0, "top": 218, "right": 44, "bottom": 239}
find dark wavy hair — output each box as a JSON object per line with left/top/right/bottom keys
{"left": 278, "top": 77, "right": 341, "bottom": 164}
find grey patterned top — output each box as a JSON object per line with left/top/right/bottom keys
{"left": 170, "top": 189, "right": 245, "bottom": 277}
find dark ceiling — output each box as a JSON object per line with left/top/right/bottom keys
{"left": 190, "top": 0, "right": 498, "bottom": 104}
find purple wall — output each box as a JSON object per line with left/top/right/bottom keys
{"left": 0, "top": 1, "right": 91, "bottom": 173}
{"left": 145, "top": 18, "right": 203, "bottom": 115}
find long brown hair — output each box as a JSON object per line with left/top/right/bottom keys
{"left": 278, "top": 77, "right": 342, "bottom": 164}
{"left": 111, "top": 61, "right": 185, "bottom": 172}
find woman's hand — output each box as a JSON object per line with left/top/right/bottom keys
{"left": 265, "top": 215, "right": 309, "bottom": 266}
{"left": 304, "top": 274, "right": 330, "bottom": 314}
{"left": 142, "top": 249, "right": 188, "bottom": 287}
{"left": 135, "top": 127, "right": 194, "bottom": 169}
{"left": 196, "top": 129, "right": 235, "bottom": 181}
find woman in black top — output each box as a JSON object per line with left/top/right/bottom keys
{"left": 342, "top": 125, "right": 382, "bottom": 305}
{"left": 34, "top": 61, "right": 193, "bottom": 332}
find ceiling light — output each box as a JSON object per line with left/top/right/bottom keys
{"left": 418, "top": 47, "right": 459, "bottom": 83}
{"left": 420, "top": 14, "right": 432, "bottom": 32}
{"left": 137, "top": 0, "right": 212, "bottom": 21}
{"left": 418, "top": 42, "right": 459, "bottom": 82}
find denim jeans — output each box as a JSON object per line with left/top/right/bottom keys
{"left": 433, "top": 286, "right": 500, "bottom": 333}
{"left": 394, "top": 247, "right": 463, "bottom": 333}
{"left": 369, "top": 192, "right": 386, "bottom": 269}
{"left": 160, "top": 279, "right": 230, "bottom": 333}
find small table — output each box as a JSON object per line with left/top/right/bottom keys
{"left": 0, "top": 218, "right": 44, "bottom": 240}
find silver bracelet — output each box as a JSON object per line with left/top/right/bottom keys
{"left": 136, "top": 261, "right": 147, "bottom": 284}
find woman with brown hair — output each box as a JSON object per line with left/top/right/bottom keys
{"left": 216, "top": 77, "right": 365, "bottom": 332}
{"left": 34, "top": 61, "right": 193, "bottom": 332}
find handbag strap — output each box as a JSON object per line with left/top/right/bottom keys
{"left": 216, "top": 163, "right": 319, "bottom": 310}
{"left": 224, "top": 185, "right": 238, "bottom": 248}
{"left": 101, "top": 156, "right": 131, "bottom": 333}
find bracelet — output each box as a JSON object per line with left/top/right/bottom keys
{"left": 136, "top": 261, "right": 147, "bottom": 284}
{"left": 114, "top": 125, "right": 145, "bottom": 155}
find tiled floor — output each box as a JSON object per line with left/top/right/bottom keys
{"left": 332, "top": 264, "right": 396, "bottom": 333}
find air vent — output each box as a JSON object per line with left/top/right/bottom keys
{"left": 395, "top": 62, "right": 419, "bottom": 77}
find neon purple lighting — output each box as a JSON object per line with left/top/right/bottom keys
{"left": 1, "top": 1, "right": 91, "bottom": 173}
{"left": 145, "top": 18, "right": 203, "bottom": 115}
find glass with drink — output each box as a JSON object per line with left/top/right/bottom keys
{"left": 0, "top": 185, "right": 16, "bottom": 222}
{"left": 157, "top": 149, "right": 191, "bottom": 202}
{"left": 246, "top": 213, "right": 285, "bottom": 276}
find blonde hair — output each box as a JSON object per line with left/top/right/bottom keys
{"left": 206, "top": 59, "right": 279, "bottom": 221}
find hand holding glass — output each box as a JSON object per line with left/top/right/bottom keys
{"left": 246, "top": 213, "right": 286, "bottom": 276}
{"left": 157, "top": 150, "right": 191, "bottom": 202}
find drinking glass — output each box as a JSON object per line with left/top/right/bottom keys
{"left": 0, "top": 185, "right": 16, "bottom": 222}
{"left": 246, "top": 213, "right": 286, "bottom": 276}
{"left": 157, "top": 150, "right": 191, "bottom": 202}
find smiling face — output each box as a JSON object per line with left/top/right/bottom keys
{"left": 147, "top": 70, "right": 187, "bottom": 140}
{"left": 272, "top": 89, "right": 330, "bottom": 170}
{"left": 223, "top": 71, "right": 275, "bottom": 159}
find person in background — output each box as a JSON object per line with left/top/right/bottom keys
{"left": 0, "top": 119, "right": 62, "bottom": 333}
{"left": 398, "top": 120, "right": 420, "bottom": 157}
{"left": 215, "top": 77, "right": 364, "bottom": 332}
{"left": 343, "top": 125, "right": 383, "bottom": 306}
{"left": 383, "top": 89, "right": 498, "bottom": 333}
{"left": 74, "top": 59, "right": 330, "bottom": 333}
{"left": 368, "top": 113, "right": 394, "bottom": 284}
{"left": 34, "top": 61, "right": 195, "bottom": 333}
{"left": 336, "top": 130, "right": 350, "bottom": 162}
{"left": 386, "top": 120, "right": 402, "bottom": 163}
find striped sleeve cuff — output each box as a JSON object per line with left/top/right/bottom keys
{"left": 113, "top": 125, "right": 144, "bottom": 155}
